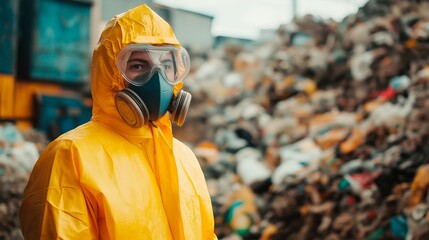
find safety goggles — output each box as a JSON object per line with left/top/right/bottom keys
{"left": 117, "top": 44, "right": 191, "bottom": 86}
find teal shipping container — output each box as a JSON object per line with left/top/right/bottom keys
{"left": 34, "top": 93, "right": 92, "bottom": 140}
{"left": 18, "top": 0, "right": 92, "bottom": 84}
{"left": 0, "top": 0, "right": 19, "bottom": 74}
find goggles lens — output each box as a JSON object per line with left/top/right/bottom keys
{"left": 117, "top": 44, "right": 191, "bottom": 86}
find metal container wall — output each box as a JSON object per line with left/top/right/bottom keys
{"left": 18, "top": 0, "right": 92, "bottom": 84}
{"left": 0, "top": 0, "right": 19, "bottom": 74}
{"left": 34, "top": 93, "right": 92, "bottom": 140}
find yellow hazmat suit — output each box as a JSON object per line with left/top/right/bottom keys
{"left": 20, "top": 4, "right": 216, "bottom": 240}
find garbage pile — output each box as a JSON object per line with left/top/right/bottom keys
{"left": 178, "top": 0, "right": 429, "bottom": 239}
{"left": 0, "top": 123, "right": 48, "bottom": 239}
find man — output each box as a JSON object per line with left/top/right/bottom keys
{"left": 20, "top": 4, "right": 216, "bottom": 240}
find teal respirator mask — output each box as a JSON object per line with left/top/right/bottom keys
{"left": 115, "top": 44, "right": 192, "bottom": 127}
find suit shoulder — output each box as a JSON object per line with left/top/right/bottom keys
{"left": 173, "top": 138, "right": 195, "bottom": 155}
{"left": 173, "top": 138, "right": 201, "bottom": 167}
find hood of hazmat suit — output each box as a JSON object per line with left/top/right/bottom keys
{"left": 19, "top": 4, "right": 216, "bottom": 240}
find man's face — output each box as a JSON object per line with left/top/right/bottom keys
{"left": 125, "top": 51, "right": 175, "bottom": 82}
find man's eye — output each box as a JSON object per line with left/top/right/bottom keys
{"left": 161, "top": 59, "right": 174, "bottom": 71}
{"left": 128, "top": 64, "right": 150, "bottom": 71}
{"left": 163, "top": 63, "right": 173, "bottom": 71}
{"left": 130, "top": 64, "right": 143, "bottom": 70}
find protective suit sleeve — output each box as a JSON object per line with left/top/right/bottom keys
{"left": 20, "top": 139, "right": 97, "bottom": 240}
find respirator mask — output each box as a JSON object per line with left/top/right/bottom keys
{"left": 115, "top": 44, "right": 192, "bottom": 127}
